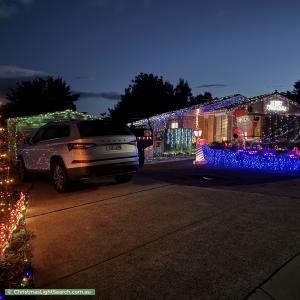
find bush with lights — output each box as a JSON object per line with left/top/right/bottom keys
{"left": 202, "top": 144, "right": 300, "bottom": 173}
{"left": 0, "top": 120, "right": 33, "bottom": 296}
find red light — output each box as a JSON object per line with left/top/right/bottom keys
{"left": 67, "top": 143, "right": 96, "bottom": 151}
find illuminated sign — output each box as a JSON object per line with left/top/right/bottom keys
{"left": 266, "top": 100, "right": 288, "bottom": 112}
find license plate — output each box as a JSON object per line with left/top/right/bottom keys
{"left": 106, "top": 145, "right": 121, "bottom": 151}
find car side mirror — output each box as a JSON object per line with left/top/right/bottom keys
{"left": 23, "top": 137, "right": 33, "bottom": 145}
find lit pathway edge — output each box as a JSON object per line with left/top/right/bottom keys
{"left": 246, "top": 252, "right": 300, "bottom": 300}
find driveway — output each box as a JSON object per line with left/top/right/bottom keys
{"left": 26, "top": 160, "right": 300, "bottom": 299}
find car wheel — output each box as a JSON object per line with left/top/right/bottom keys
{"left": 52, "top": 161, "right": 69, "bottom": 192}
{"left": 18, "top": 158, "right": 30, "bottom": 182}
{"left": 115, "top": 174, "right": 133, "bottom": 183}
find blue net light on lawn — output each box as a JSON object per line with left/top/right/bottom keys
{"left": 202, "top": 146, "right": 300, "bottom": 173}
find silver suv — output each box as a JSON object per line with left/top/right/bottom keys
{"left": 17, "top": 119, "right": 139, "bottom": 192}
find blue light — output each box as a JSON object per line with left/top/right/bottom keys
{"left": 24, "top": 271, "right": 31, "bottom": 277}
{"left": 202, "top": 95, "right": 247, "bottom": 112}
{"left": 202, "top": 146, "right": 300, "bottom": 173}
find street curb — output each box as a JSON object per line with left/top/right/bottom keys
{"left": 145, "top": 157, "right": 194, "bottom": 165}
{"left": 245, "top": 252, "right": 300, "bottom": 300}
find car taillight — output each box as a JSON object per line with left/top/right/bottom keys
{"left": 67, "top": 143, "right": 96, "bottom": 151}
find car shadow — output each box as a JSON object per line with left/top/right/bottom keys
{"left": 16, "top": 172, "right": 124, "bottom": 194}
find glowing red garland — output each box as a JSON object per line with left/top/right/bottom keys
{"left": 0, "top": 192, "right": 26, "bottom": 256}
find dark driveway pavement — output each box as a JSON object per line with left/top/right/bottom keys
{"left": 26, "top": 160, "right": 300, "bottom": 299}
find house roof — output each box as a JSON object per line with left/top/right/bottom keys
{"left": 200, "top": 94, "right": 247, "bottom": 112}
{"left": 131, "top": 94, "right": 246, "bottom": 127}
{"left": 246, "top": 92, "right": 300, "bottom": 108}
{"left": 132, "top": 92, "right": 300, "bottom": 127}
{"left": 199, "top": 92, "right": 300, "bottom": 112}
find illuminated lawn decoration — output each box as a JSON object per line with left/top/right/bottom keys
{"left": 0, "top": 192, "right": 26, "bottom": 256}
{"left": 193, "top": 128, "right": 207, "bottom": 165}
{"left": 205, "top": 146, "right": 300, "bottom": 172}
{"left": 202, "top": 146, "right": 300, "bottom": 173}
{"left": 0, "top": 124, "right": 32, "bottom": 291}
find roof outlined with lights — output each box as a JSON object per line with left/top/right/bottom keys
{"left": 132, "top": 92, "right": 300, "bottom": 128}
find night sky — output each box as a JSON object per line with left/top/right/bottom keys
{"left": 1, "top": 0, "right": 300, "bottom": 115}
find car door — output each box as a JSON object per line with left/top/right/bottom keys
{"left": 21, "top": 127, "right": 47, "bottom": 170}
{"left": 31, "top": 125, "right": 61, "bottom": 171}
{"left": 34, "top": 125, "right": 71, "bottom": 171}
{"left": 32, "top": 126, "right": 56, "bottom": 171}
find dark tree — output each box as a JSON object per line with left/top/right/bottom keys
{"left": 109, "top": 73, "right": 178, "bottom": 124}
{"left": 173, "top": 79, "right": 192, "bottom": 110}
{"left": 295, "top": 81, "right": 300, "bottom": 94}
{"left": 3, "top": 76, "right": 79, "bottom": 118}
{"left": 285, "top": 80, "right": 300, "bottom": 103}
{"left": 189, "top": 91, "right": 213, "bottom": 106}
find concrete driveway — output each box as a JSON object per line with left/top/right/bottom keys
{"left": 26, "top": 160, "right": 300, "bottom": 299}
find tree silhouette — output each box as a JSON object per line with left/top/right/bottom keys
{"left": 109, "top": 73, "right": 182, "bottom": 124}
{"left": 189, "top": 91, "right": 213, "bottom": 106}
{"left": 285, "top": 80, "right": 300, "bottom": 103}
{"left": 173, "top": 79, "right": 192, "bottom": 110}
{"left": 3, "top": 76, "right": 79, "bottom": 118}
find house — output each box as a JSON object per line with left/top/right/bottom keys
{"left": 132, "top": 92, "right": 300, "bottom": 156}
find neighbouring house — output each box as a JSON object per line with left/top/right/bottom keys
{"left": 131, "top": 92, "right": 300, "bottom": 157}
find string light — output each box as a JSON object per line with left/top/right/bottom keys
{"left": 0, "top": 123, "right": 32, "bottom": 290}
{"left": 166, "top": 128, "right": 194, "bottom": 152}
{"left": 7, "top": 109, "right": 99, "bottom": 159}
{"left": 0, "top": 166, "right": 10, "bottom": 172}
{"left": 201, "top": 94, "right": 246, "bottom": 112}
{"left": 0, "top": 192, "right": 26, "bottom": 256}
{"left": 0, "top": 178, "right": 14, "bottom": 185}
{"left": 7, "top": 109, "right": 97, "bottom": 133}
{"left": 203, "top": 145, "right": 300, "bottom": 173}
{"left": 262, "top": 115, "right": 300, "bottom": 143}
{"left": 20, "top": 269, "right": 32, "bottom": 287}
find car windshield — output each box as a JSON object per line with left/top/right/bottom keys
{"left": 77, "top": 120, "right": 133, "bottom": 137}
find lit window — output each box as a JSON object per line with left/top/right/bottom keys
{"left": 170, "top": 122, "right": 178, "bottom": 129}
{"left": 215, "top": 115, "right": 228, "bottom": 142}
